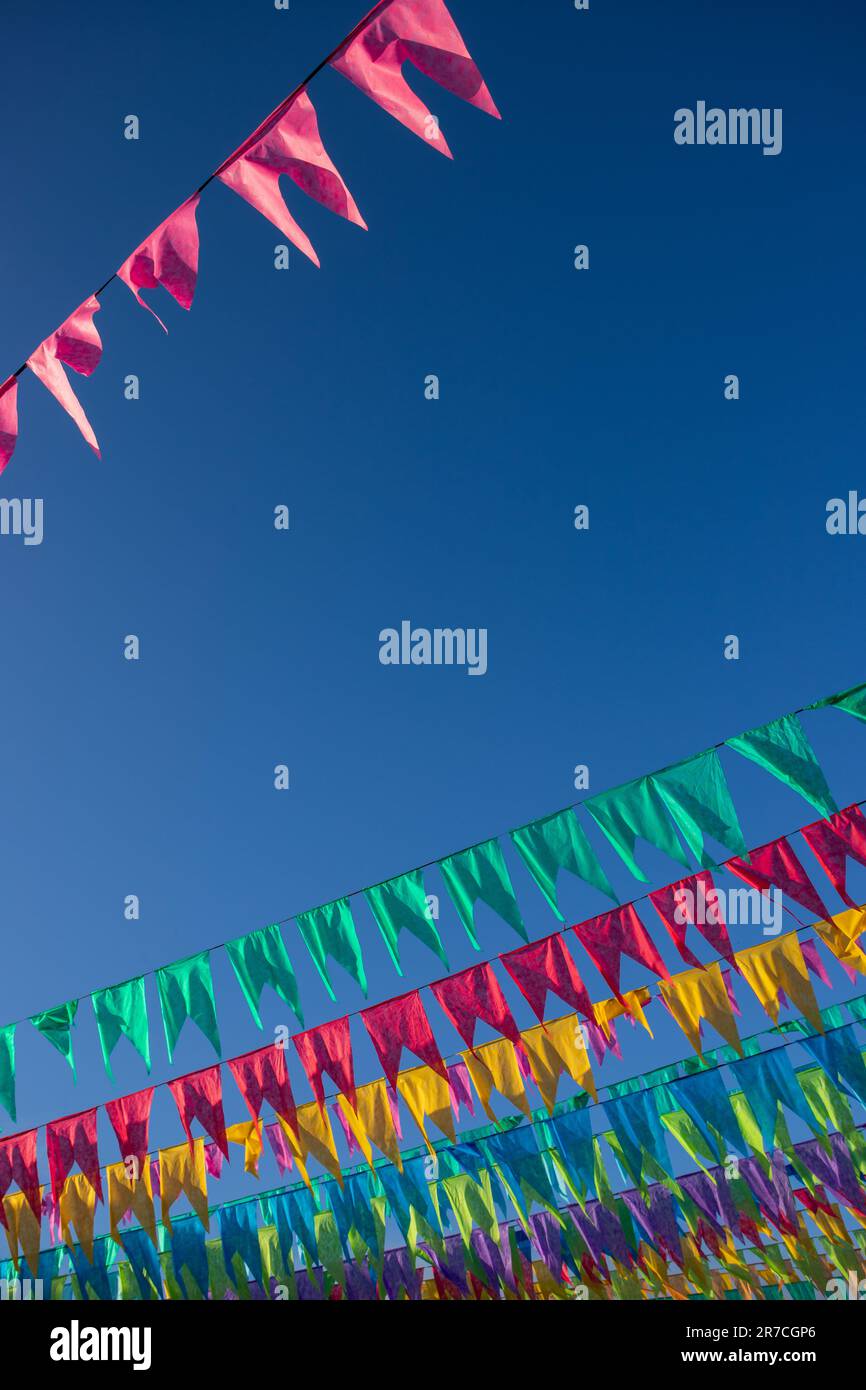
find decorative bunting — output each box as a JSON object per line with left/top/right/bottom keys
{"left": 585, "top": 777, "right": 690, "bottom": 883}
{"left": 160, "top": 1140, "right": 209, "bottom": 1233}
{"left": 297, "top": 896, "right": 368, "bottom": 1001}
{"left": 26, "top": 297, "right": 102, "bottom": 456}
{"left": 573, "top": 903, "right": 670, "bottom": 1004}
{"left": 118, "top": 196, "right": 201, "bottom": 330}
{"left": 46, "top": 1109, "right": 102, "bottom": 1203}
{"left": 30, "top": 999, "right": 79, "bottom": 1078}
{"left": 168, "top": 1065, "right": 229, "bottom": 1158}
{"left": 658, "top": 962, "right": 742, "bottom": 1056}
{"left": 650, "top": 871, "right": 735, "bottom": 969}
{"left": 336, "top": 1080, "right": 403, "bottom": 1170}
{"left": 397, "top": 1065, "right": 456, "bottom": 1150}
{"left": 726, "top": 714, "right": 837, "bottom": 817}
{"left": 60, "top": 1173, "right": 98, "bottom": 1264}
{"left": 729, "top": 1051, "right": 822, "bottom": 1153}
{"left": 91, "top": 977, "right": 151, "bottom": 1079}
{"left": 500, "top": 933, "right": 593, "bottom": 1023}
{"left": 156, "top": 951, "right": 221, "bottom": 1063}
{"left": 462, "top": 1040, "right": 531, "bottom": 1123}
{"left": 652, "top": 750, "right": 748, "bottom": 867}
{"left": 225, "top": 923, "right": 303, "bottom": 1029}
{"left": 801, "top": 805, "right": 866, "bottom": 910}
{"left": 431, "top": 961, "right": 521, "bottom": 1050}
{"left": 365, "top": 869, "right": 449, "bottom": 974}
{"left": 736, "top": 933, "right": 824, "bottom": 1034}
{"left": 439, "top": 839, "right": 526, "bottom": 947}
{"left": 726, "top": 836, "right": 830, "bottom": 923}
{"left": 510, "top": 809, "right": 617, "bottom": 919}
{"left": 228, "top": 1043, "right": 297, "bottom": 1130}
{"left": 105, "top": 1088, "right": 155, "bottom": 1177}
{"left": 521, "top": 1015, "right": 596, "bottom": 1111}
{"left": 0, "top": 1025, "right": 15, "bottom": 1122}
{"left": 293, "top": 1016, "right": 356, "bottom": 1110}
{"left": 361, "top": 990, "right": 446, "bottom": 1090}
{"left": 0, "top": 1130, "right": 41, "bottom": 1222}
{"left": 810, "top": 682, "right": 866, "bottom": 725}
{"left": 0, "top": 377, "right": 18, "bottom": 473}
{"left": 107, "top": 1161, "right": 157, "bottom": 1246}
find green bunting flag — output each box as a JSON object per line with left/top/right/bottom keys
{"left": 92, "top": 977, "right": 151, "bottom": 1079}
{"left": 31, "top": 1000, "right": 79, "bottom": 1079}
{"left": 297, "top": 898, "right": 368, "bottom": 1001}
{"left": 226, "top": 923, "right": 303, "bottom": 1029}
{"left": 155, "top": 951, "right": 221, "bottom": 1063}
{"left": 0, "top": 1024, "right": 15, "bottom": 1122}
{"left": 726, "top": 713, "right": 837, "bottom": 818}
{"left": 365, "top": 870, "right": 449, "bottom": 975}
{"left": 652, "top": 749, "right": 748, "bottom": 868}
{"left": 811, "top": 681, "right": 866, "bottom": 725}
{"left": 440, "top": 838, "right": 527, "bottom": 948}
{"left": 584, "top": 776, "right": 690, "bottom": 883}
{"left": 510, "top": 809, "right": 618, "bottom": 919}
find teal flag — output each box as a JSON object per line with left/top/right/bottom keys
{"left": 226, "top": 924, "right": 303, "bottom": 1029}
{"left": 726, "top": 713, "right": 836, "bottom": 817}
{"left": 31, "top": 1000, "right": 79, "bottom": 1079}
{"left": 155, "top": 951, "right": 221, "bottom": 1063}
{"left": 810, "top": 682, "right": 866, "bottom": 724}
{"left": 439, "top": 839, "right": 526, "bottom": 949}
{"left": 297, "top": 898, "right": 367, "bottom": 1001}
{"left": 92, "top": 977, "right": 151, "bottom": 1078}
{"left": 652, "top": 749, "right": 748, "bottom": 867}
{"left": 0, "top": 1025, "right": 15, "bottom": 1121}
{"left": 365, "top": 870, "right": 449, "bottom": 975}
{"left": 510, "top": 809, "right": 617, "bottom": 919}
{"left": 585, "top": 776, "right": 690, "bottom": 882}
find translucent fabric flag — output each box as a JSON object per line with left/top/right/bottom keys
{"left": 439, "top": 839, "right": 526, "bottom": 948}
{"left": 727, "top": 714, "right": 837, "bottom": 818}
{"left": 107, "top": 1161, "right": 157, "bottom": 1246}
{"left": 3, "top": 1192, "right": 43, "bottom": 1281}
{"left": 810, "top": 681, "right": 866, "bottom": 725}
{"left": 510, "top": 809, "right": 617, "bottom": 919}
{"left": 227, "top": 1043, "right": 296, "bottom": 1130}
{"left": 332, "top": 0, "right": 500, "bottom": 159}
{"left": 462, "top": 1039, "right": 531, "bottom": 1123}
{"left": 361, "top": 989, "right": 446, "bottom": 1089}
{"left": 500, "top": 934, "right": 593, "bottom": 1024}
{"left": 168, "top": 1065, "right": 229, "bottom": 1158}
{"left": 573, "top": 903, "right": 670, "bottom": 1004}
{"left": 336, "top": 1080, "right": 403, "bottom": 1170}
{"left": 520, "top": 1015, "right": 596, "bottom": 1111}
{"left": 225, "top": 923, "right": 303, "bottom": 1029}
{"left": 117, "top": 196, "right": 201, "bottom": 330}
{"left": 30, "top": 999, "right": 78, "bottom": 1079}
{"left": 652, "top": 750, "right": 748, "bottom": 867}
{"left": 726, "top": 836, "right": 830, "bottom": 923}
{"left": 220, "top": 1202, "right": 263, "bottom": 1291}
{"left": 218, "top": 90, "right": 366, "bottom": 268}
{"left": 546, "top": 1107, "right": 595, "bottom": 1204}
{"left": 799, "top": 1024, "right": 866, "bottom": 1111}
{"left": 729, "top": 1050, "right": 823, "bottom": 1153}
{"left": 59, "top": 1173, "right": 97, "bottom": 1263}
{"left": 281, "top": 1103, "right": 343, "bottom": 1185}
{"left": 585, "top": 777, "right": 690, "bottom": 883}
{"left": 603, "top": 1091, "right": 670, "bottom": 1182}
{"left": 366, "top": 869, "right": 449, "bottom": 974}
{"left": 159, "top": 1140, "right": 209, "bottom": 1233}
{"left": 671, "top": 1069, "right": 745, "bottom": 1161}
{"left": 105, "top": 1087, "right": 154, "bottom": 1176}
{"left": 650, "top": 871, "right": 736, "bottom": 970}
{"left": 156, "top": 951, "right": 221, "bottom": 1063}
{"left": 735, "top": 933, "right": 823, "bottom": 1033}
{"left": 397, "top": 1065, "right": 456, "bottom": 1151}
{"left": 431, "top": 961, "right": 521, "bottom": 1050}
{"left": 0, "top": 1025, "right": 15, "bottom": 1122}
{"left": 0, "top": 377, "right": 18, "bottom": 473}
{"left": 800, "top": 805, "right": 866, "bottom": 909}
{"left": 169, "top": 1212, "right": 209, "bottom": 1298}
{"left": 483, "top": 1128, "right": 558, "bottom": 1216}
{"left": 27, "top": 296, "right": 102, "bottom": 456}
{"left": 297, "top": 897, "right": 367, "bottom": 1000}
{"left": 293, "top": 1015, "right": 356, "bottom": 1109}
{"left": 0, "top": 1130, "right": 41, "bottom": 1221}
{"left": 46, "top": 1108, "right": 102, "bottom": 1203}
{"left": 658, "top": 962, "right": 742, "bottom": 1056}
{"left": 91, "top": 977, "right": 151, "bottom": 1079}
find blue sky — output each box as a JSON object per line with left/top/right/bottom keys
{"left": 1, "top": 0, "right": 865, "bottom": 1243}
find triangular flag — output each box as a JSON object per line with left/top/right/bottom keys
{"left": 365, "top": 869, "right": 449, "bottom": 974}
{"left": 521, "top": 1014, "right": 596, "bottom": 1111}
{"left": 228, "top": 1043, "right": 297, "bottom": 1130}
{"left": 652, "top": 750, "right": 747, "bottom": 867}
{"left": 27, "top": 296, "right": 102, "bottom": 456}
{"left": 658, "top": 962, "right": 742, "bottom": 1056}
{"left": 0, "top": 1130, "right": 41, "bottom": 1222}
{"left": 297, "top": 897, "right": 367, "bottom": 1000}
{"left": 46, "top": 1109, "right": 102, "bottom": 1204}
{"left": 159, "top": 1140, "right": 209, "bottom": 1233}
{"left": 361, "top": 989, "right": 446, "bottom": 1089}
{"left": 107, "top": 1161, "right": 156, "bottom": 1247}
{"left": 30, "top": 999, "right": 78, "bottom": 1078}
{"left": 91, "top": 977, "right": 151, "bottom": 1079}
{"left": 726, "top": 836, "right": 830, "bottom": 923}
{"left": 0, "top": 1025, "right": 15, "bottom": 1122}
{"left": 155, "top": 951, "right": 221, "bottom": 1063}
{"left": 118, "top": 196, "right": 200, "bottom": 330}
{"left": 729, "top": 1051, "right": 822, "bottom": 1152}
{"left": 810, "top": 682, "right": 866, "bottom": 725}
{"left": 397, "top": 1065, "right": 456, "bottom": 1151}
{"left": 735, "top": 933, "right": 824, "bottom": 1033}
{"left": 431, "top": 961, "right": 521, "bottom": 1050}
{"left": 573, "top": 903, "right": 670, "bottom": 1003}
{"left": 585, "top": 777, "right": 690, "bottom": 883}
{"left": 463, "top": 1039, "right": 532, "bottom": 1123}
{"left": 168, "top": 1065, "right": 229, "bottom": 1158}
{"left": 800, "top": 805, "right": 866, "bottom": 910}
{"left": 60, "top": 1172, "right": 97, "bottom": 1263}
{"left": 510, "top": 809, "right": 617, "bottom": 918}
{"left": 500, "top": 934, "right": 593, "bottom": 1023}
{"left": 726, "top": 714, "right": 836, "bottom": 817}
{"left": 0, "top": 376, "right": 18, "bottom": 473}
{"left": 105, "top": 1087, "right": 155, "bottom": 1177}
{"left": 439, "top": 839, "right": 526, "bottom": 948}
{"left": 650, "top": 871, "right": 736, "bottom": 969}
{"left": 225, "top": 923, "right": 303, "bottom": 1029}
{"left": 336, "top": 1080, "right": 403, "bottom": 1170}
{"left": 293, "top": 1016, "right": 356, "bottom": 1109}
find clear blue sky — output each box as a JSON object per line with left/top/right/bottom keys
{"left": 1, "top": 0, "right": 865, "bottom": 1237}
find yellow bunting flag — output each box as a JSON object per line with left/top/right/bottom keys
{"left": 462, "top": 1038, "right": 532, "bottom": 1123}
{"left": 520, "top": 1014, "right": 597, "bottom": 1110}
{"left": 735, "top": 932, "right": 824, "bottom": 1033}
{"left": 594, "top": 986, "right": 653, "bottom": 1036}
{"left": 658, "top": 961, "right": 743, "bottom": 1056}
{"left": 813, "top": 907, "right": 866, "bottom": 975}
{"left": 60, "top": 1172, "right": 97, "bottom": 1263}
{"left": 397, "top": 1065, "right": 456, "bottom": 1154}
{"left": 337, "top": 1080, "right": 403, "bottom": 1171}
{"left": 279, "top": 1103, "right": 343, "bottom": 1188}
{"left": 226, "top": 1121, "right": 263, "bottom": 1177}
{"left": 160, "top": 1139, "right": 209, "bottom": 1233}
{"left": 3, "top": 1190, "right": 43, "bottom": 1277}
{"left": 107, "top": 1160, "right": 157, "bottom": 1245}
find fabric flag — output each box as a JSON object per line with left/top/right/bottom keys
{"left": 658, "top": 962, "right": 742, "bottom": 1056}
{"left": 603, "top": 1091, "right": 670, "bottom": 1181}
{"left": 220, "top": 1201, "right": 263, "bottom": 1289}
{"left": 650, "top": 871, "right": 736, "bottom": 969}
{"left": 726, "top": 714, "right": 837, "bottom": 817}
{"left": 26, "top": 296, "right": 102, "bottom": 456}
{"left": 332, "top": 0, "right": 499, "bottom": 159}
{"left": 168, "top": 1065, "right": 229, "bottom": 1158}
{"left": 293, "top": 1016, "right": 356, "bottom": 1109}
{"left": 500, "top": 933, "right": 593, "bottom": 1024}
{"left": 546, "top": 1107, "right": 595, "bottom": 1203}
{"left": 0, "top": 1130, "right": 41, "bottom": 1222}
{"left": 91, "top": 977, "right": 151, "bottom": 1079}
{"left": 228, "top": 1043, "right": 296, "bottom": 1129}
{"left": 225, "top": 923, "right": 302, "bottom": 1029}
{"left": 118, "top": 196, "right": 200, "bottom": 330}
{"left": 120, "top": 1225, "right": 163, "bottom": 1300}
{"left": 283, "top": 1103, "right": 343, "bottom": 1185}
{"left": 60, "top": 1173, "right": 97, "bottom": 1263}
{"left": 105, "top": 1087, "right": 154, "bottom": 1176}
{"left": 218, "top": 90, "right": 365, "bottom": 268}
{"left": 671, "top": 1070, "right": 744, "bottom": 1160}
{"left": 799, "top": 1024, "right": 866, "bottom": 1110}
{"left": 336, "top": 1079, "right": 403, "bottom": 1169}
{"left": 431, "top": 961, "right": 521, "bottom": 1050}
{"left": 798, "top": 1131, "right": 866, "bottom": 1214}
{"left": 397, "top": 1065, "right": 456, "bottom": 1150}
{"left": 736, "top": 933, "right": 823, "bottom": 1033}
{"left": 462, "top": 1039, "right": 531, "bottom": 1123}
{"left": 726, "top": 836, "right": 830, "bottom": 923}
{"left": 0, "top": 1025, "right": 15, "bottom": 1122}
{"left": 264, "top": 1122, "right": 295, "bottom": 1177}
{"left": 30, "top": 999, "right": 78, "bottom": 1078}
{"left": 510, "top": 809, "right": 617, "bottom": 919}
{"left": 483, "top": 1128, "right": 559, "bottom": 1215}
{"left": 573, "top": 903, "right": 670, "bottom": 1004}
{"left": 366, "top": 869, "right": 449, "bottom": 974}
{"left": 107, "top": 1161, "right": 156, "bottom": 1247}
{"left": 297, "top": 897, "right": 367, "bottom": 1000}
{"left": 0, "top": 376, "right": 18, "bottom": 473}
{"left": 585, "top": 777, "right": 690, "bottom": 883}
{"left": 439, "top": 839, "right": 526, "bottom": 948}
{"left": 169, "top": 1212, "right": 209, "bottom": 1297}
{"left": 652, "top": 750, "right": 748, "bottom": 867}
{"left": 361, "top": 989, "right": 445, "bottom": 1089}
{"left": 521, "top": 1015, "right": 596, "bottom": 1110}
{"left": 800, "top": 805, "right": 866, "bottom": 910}
{"left": 4, "top": 1192, "right": 44, "bottom": 1281}
{"left": 448, "top": 1061, "right": 475, "bottom": 1121}
{"left": 160, "top": 1140, "right": 209, "bottom": 1233}
{"left": 812, "top": 682, "right": 866, "bottom": 725}
{"left": 156, "top": 951, "right": 221, "bottom": 1063}
{"left": 46, "top": 1109, "right": 102, "bottom": 1203}
{"left": 729, "top": 1050, "right": 822, "bottom": 1152}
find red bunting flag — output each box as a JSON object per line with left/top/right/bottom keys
{"left": 650, "top": 871, "right": 736, "bottom": 970}
{"left": 800, "top": 805, "right": 866, "bottom": 910}
{"left": 0, "top": 1129, "right": 41, "bottom": 1223}
{"left": 168, "top": 1065, "right": 229, "bottom": 1158}
{"left": 500, "top": 935, "right": 593, "bottom": 1024}
{"left": 105, "top": 1088, "right": 155, "bottom": 1178}
{"left": 27, "top": 296, "right": 102, "bottom": 456}
{"left": 573, "top": 903, "right": 670, "bottom": 1002}
{"left": 0, "top": 377, "right": 18, "bottom": 473}
{"left": 361, "top": 989, "right": 446, "bottom": 1089}
{"left": 46, "top": 1108, "right": 102, "bottom": 1203}
{"left": 293, "top": 1016, "right": 356, "bottom": 1109}
{"left": 228, "top": 1044, "right": 297, "bottom": 1132}
{"left": 430, "top": 962, "right": 521, "bottom": 1051}
{"left": 727, "top": 837, "right": 830, "bottom": 923}
{"left": 117, "top": 195, "right": 201, "bottom": 331}
{"left": 332, "top": 0, "right": 500, "bottom": 159}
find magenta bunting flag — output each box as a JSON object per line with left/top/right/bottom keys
{"left": 0, "top": 1129, "right": 41, "bottom": 1223}
{"left": 573, "top": 904, "right": 670, "bottom": 1002}
{"left": 293, "top": 1016, "right": 356, "bottom": 1109}
{"left": 117, "top": 195, "right": 201, "bottom": 330}
{"left": 448, "top": 1062, "right": 475, "bottom": 1119}
{"left": 500, "top": 934, "right": 594, "bottom": 1024}
{"left": 332, "top": 0, "right": 500, "bottom": 159}
{"left": 218, "top": 90, "right": 366, "bottom": 268}
{"left": 264, "top": 1122, "right": 295, "bottom": 1176}
{"left": 801, "top": 805, "right": 866, "bottom": 910}
{"left": 0, "top": 377, "right": 18, "bottom": 473}
{"left": 46, "top": 1108, "right": 102, "bottom": 1203}
{"left": 430, "top": 962, "right": 521, "bottom": 1051}
{"left": 727, "top": 836, "right": 830, "bottom": 923}
{"left": 228, "top": 1044, "right": 297, "bottom": 1131}
{"left": 105, "top": 1088, "right": 154, "bottom": 1177}
{"left": 650, "top": 871, "right": 736, "bottom": 969}
{"left": 361, "top": 989, "right": 446, "bottom": 1089}
{"left": 27, "top": 296, "right": 102, "bottom": 456}
{"left": 168, "top": 1064, "right": 229, "bottom": 1158}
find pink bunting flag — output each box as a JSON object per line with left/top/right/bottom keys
{"left": 117, "top": 195, "right": 201, "bottom": 331}
{"left": 293, "top": 1016, "right": 356, "bottom": 1109}
{"left": 727, "top": 836, "right": 830, "bottom": 924}
{"left": 0, "top": 377, "right": 18, "bottom": 473}
{"left": 800, "top": 937, "right": 832, "bottom": 987}
{"left": 228, "top": 1044, "right": 297, "bottom": 1133}
{"left": 218, "top": 90, "right": 366, "bottom": 268}
{"left": 105, "top": 1088, "right": 155, "bottom": 1178}
{"left": 204, "top": 1143, "right": 225, "bottom": 1180}
{"left": 573, "top": 903, "right": 670, "bottom": 1003}
{"left": 361, "top": 989, "right": 446, "bottom": 1089}
{"left": 500, "top": 934, "right": 594, "bottom": 1024}
{"left": 46, "top": 1108, "right": 103, "bottom": 1204}
{"left": 0, "top": 1129, "right": 42, "bottom": 1223}
{"left": 27, "top": 296, "right": 102, "bottom": 456}
{"left": 332, "top": 0, "right": 500, "bottom": 159}
{"left": 168, "top": 1065, "right": 229, "bottom": 1158}
{"left": 650, "top": 871, "right": 737, "bottom": 970}
{"left": 430, "top": 962, "right": 521, "bottom": 1051}
{"left": 447, "top": 1061, "right": 475, "bottom": 1120}
{"left": 264, "top": 1122, "right": 295, "bottom": 1176}
{"left": 800, "top": 805, "right": 866, "bottom": 910}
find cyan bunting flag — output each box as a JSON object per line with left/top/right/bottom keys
{"left": 652, "top": 750, "right": 748, "bottom": 867}
{"left": 0, "top": 1024, "right": 15, "bottom": 1121}
{"left": 585, "top": 777, "right": 690, "bottom": 882}
{"left": 726, "top": 714, "right": 837, "bottom": 817}
{"left": 156, "top": 952, "right": 221, "bottom": 1063}
{"left": 545, "top": 1107, "right": 595, "bottom": 1202}
{"left": 799, "top": 1024, "right": 866, "bottom": 1111}
{"left": 92, "top": 978, "right": 151, "bottom": 1079}
{"left": 603, "top": 1090, "right": 671, "bottom": 1180}
{"left": 510, "top": 809, "right": 617, "bottom": 918}
{"left": 31, "top": 1000, "right": 78, "bottom": 1078}
{"left": 439, "top": 839, "right": 526, "bottom": 948}
{"left": 365, "top": 869, "right": 449, "bottom": 974}
{"left": 297, "top": 897, "right": 367, "bottom": 1001}
{"left": 170, "top": 1213, "right": 209, "bottom": 1298}
{"left": 671, "top": 1069, "right": 744, "bottom": 1159}
{"left": 729, "top": 1050, "right": 823, "bottom": 1152}
{"left": 226, "top": 923, "right": 303, "bottom": 1029}
{"left": 811, "top": 681, "right": 866, "bottom": 725}
{"left": 220, "top": 1201, "right": 263, "bottom": 1288}
{"left": 119, "top": 1227, "right": 163, "bottom": 1300}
